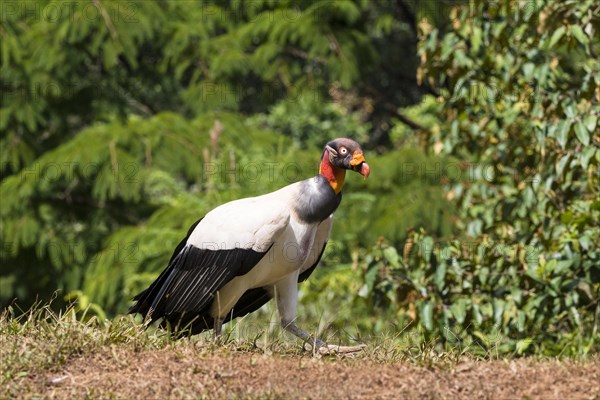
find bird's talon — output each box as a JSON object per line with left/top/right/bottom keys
{"left": 308, "top": 343, "right": 366, "bottom": 355}
{"left": 303, "top": 338, "right": 327, "bottom": 352}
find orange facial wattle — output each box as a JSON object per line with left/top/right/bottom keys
{"left": 319, "top": 150, "right": 346, "bottom": 194}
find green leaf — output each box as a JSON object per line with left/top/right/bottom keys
{"left": 556, "top": 120, "right": 570, "bottom": 148}
{"left": 473, "top": 331, "right": 490, "bottom": 346}
{"left": 584, "top": 115, "right": 598, "bottom": 132}
{"left": 472, "top": 303, "right": 483, "bottom": 325}
{"left": 523, "top": 63, "right": 534, "bottom": 79}
{"left": 545, "top": 259, "right": 557, "bottom": 274}
{"left": 517, "top": 310, "right": 526, "bottom": 333}
{"left": 102, "top": 42, "right": 118, "bottom": 69}
{"left": 549, "top": 26, "right": 566, "bottom": 48}
{"left": 420, "top": 301, "right": 434, "bottom": 331}
{"left": 564, "top": 102, "right": 577, "bottom": 118}
{"left": 361, "top": 265, "right": 380, "bottom": 296}
{"left": 479, "top": 267, "right": 489, "bottom": 285}
{"left": 450, "top": 299, "right": 467, "bottom": 324}
{"left": 471, "top": 26, "right": 482, "bottom": 53}
{"left": 516, "top": 338, "right": 533, "bottom": 355}
{"left": 574, "top": 122, "right": 590, "bottom": 145}
{"left": 580, "top": 147, "right": 595, "bottom": 169}
{"left": 493, "top": 299, "right": 505, "bottom": 325}
{"left": 570, "top": 307, "right": 581, "bottom": 327}
{"left": 420, "top": 236, "right": 434, "bottom": 262}
{"left": 570, "top": 25, "right": 589, "bottom": 45}
{"left": 576, "top": 280, "right": 594, "bottom": 301}
{"left": 556, "top": 154, "right": 570, "bottom": 176}
{"left": 383, "top": 246, "right": 400, "bottom": 268}
{"left": 435, "top": 261, "right": 447, "bottom": 290}
{"left": 579, "top": 235, "right": 592, "bottom": 251}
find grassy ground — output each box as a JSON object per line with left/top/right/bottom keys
{"left": 2, "top": 305, "right": 599, "bottom": 399}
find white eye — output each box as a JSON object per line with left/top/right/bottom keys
{"left": 339, "top": 146, "right": 348, "bottom": 155}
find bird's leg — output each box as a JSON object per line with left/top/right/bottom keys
{"left": 212, "top": 290, "right": 225, "bottom": 344}
{"left": 275, "top": 275, "right": 365, "bottom": 354}
{"left": 276, "top": 275, "right": 326, "bottom": 348}
{"left": 282, "top": 320, "right": 327, "bottom": 349}
{"left": 213, "top": 316, "right": 224, "bottom": 343}
{"left": 275, "top": 276, "right": 346, "bottom": 352}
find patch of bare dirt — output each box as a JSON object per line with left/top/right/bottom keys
{"left": 14, "top": 346, "right": 600, "bottom": 399}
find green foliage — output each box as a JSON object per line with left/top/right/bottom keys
{"left": 250, "top": 91, "right": 370, "bottom": 149}
{"left": 1, "top": 1, "right": 170, "bottom": 175}
{"left": 118, "top": 0, "right": 437, "bottom": 139}
{"left": 361, "top": 233, "right": 597, "bottom": 356}
{"left": 358, "top": 0, "right": 599, "bottom": 356}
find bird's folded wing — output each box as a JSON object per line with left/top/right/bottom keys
{"left": 148, "top": 246, "right": 270, "bottom": 319}
{"left": 187, "top": 196, "right": 291, "bottom": 252}
{"left": 129, "top": 198, "right": 290, "bottom": 321}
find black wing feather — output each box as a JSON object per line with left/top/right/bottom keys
{"left": 167, "top": 218, "right": 203, "bottom": 264}
{"left": 131, "top": 218, "right": 203, "bottom": 304}
{"left": 129, "top": 244, "right": 270, "bottom": 326}
{"left": 171, "top": 287, "right": 273, "bottom": 335}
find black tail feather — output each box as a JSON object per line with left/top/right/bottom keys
{"left": 129, "top": 218, "right": 203, "bottom": 318}
{"left": 159, "top": 287, "right": 272, "bottom": 336}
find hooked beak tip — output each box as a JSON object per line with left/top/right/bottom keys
{"left": 359, "top": 162, "right": 370, "bottom": 179}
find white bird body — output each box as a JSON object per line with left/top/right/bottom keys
{"left": 208, "top": 214, "right": 332, "bottom": 323}
{"left": 188, "top": 184, "right": 295, "bottom": 253}
{"left": 190, "top": 177, "right": 336, "bottom": 322}
{"left": 130, "top": 138, "right": 370, "bottom": 350}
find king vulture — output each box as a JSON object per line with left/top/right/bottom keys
{"left": 129, "top": 138, "right": 370, "bottom": 352}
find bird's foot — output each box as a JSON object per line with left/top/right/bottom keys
{"left": 304, "top": 342, "right": 367, "bottom": 355}
{"left": 282, "top": 321, "right": 366, "bottom": 355}
{"left": 319, "top": 343, "right": 367, "bottom": 355}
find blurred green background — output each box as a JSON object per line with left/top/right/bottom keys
{"left": 1, "top": 0, "right": 598, "bottom": 356}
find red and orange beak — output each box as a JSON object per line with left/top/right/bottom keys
{"left": 350, "top": 150, "right": 370, "bottom": 179}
